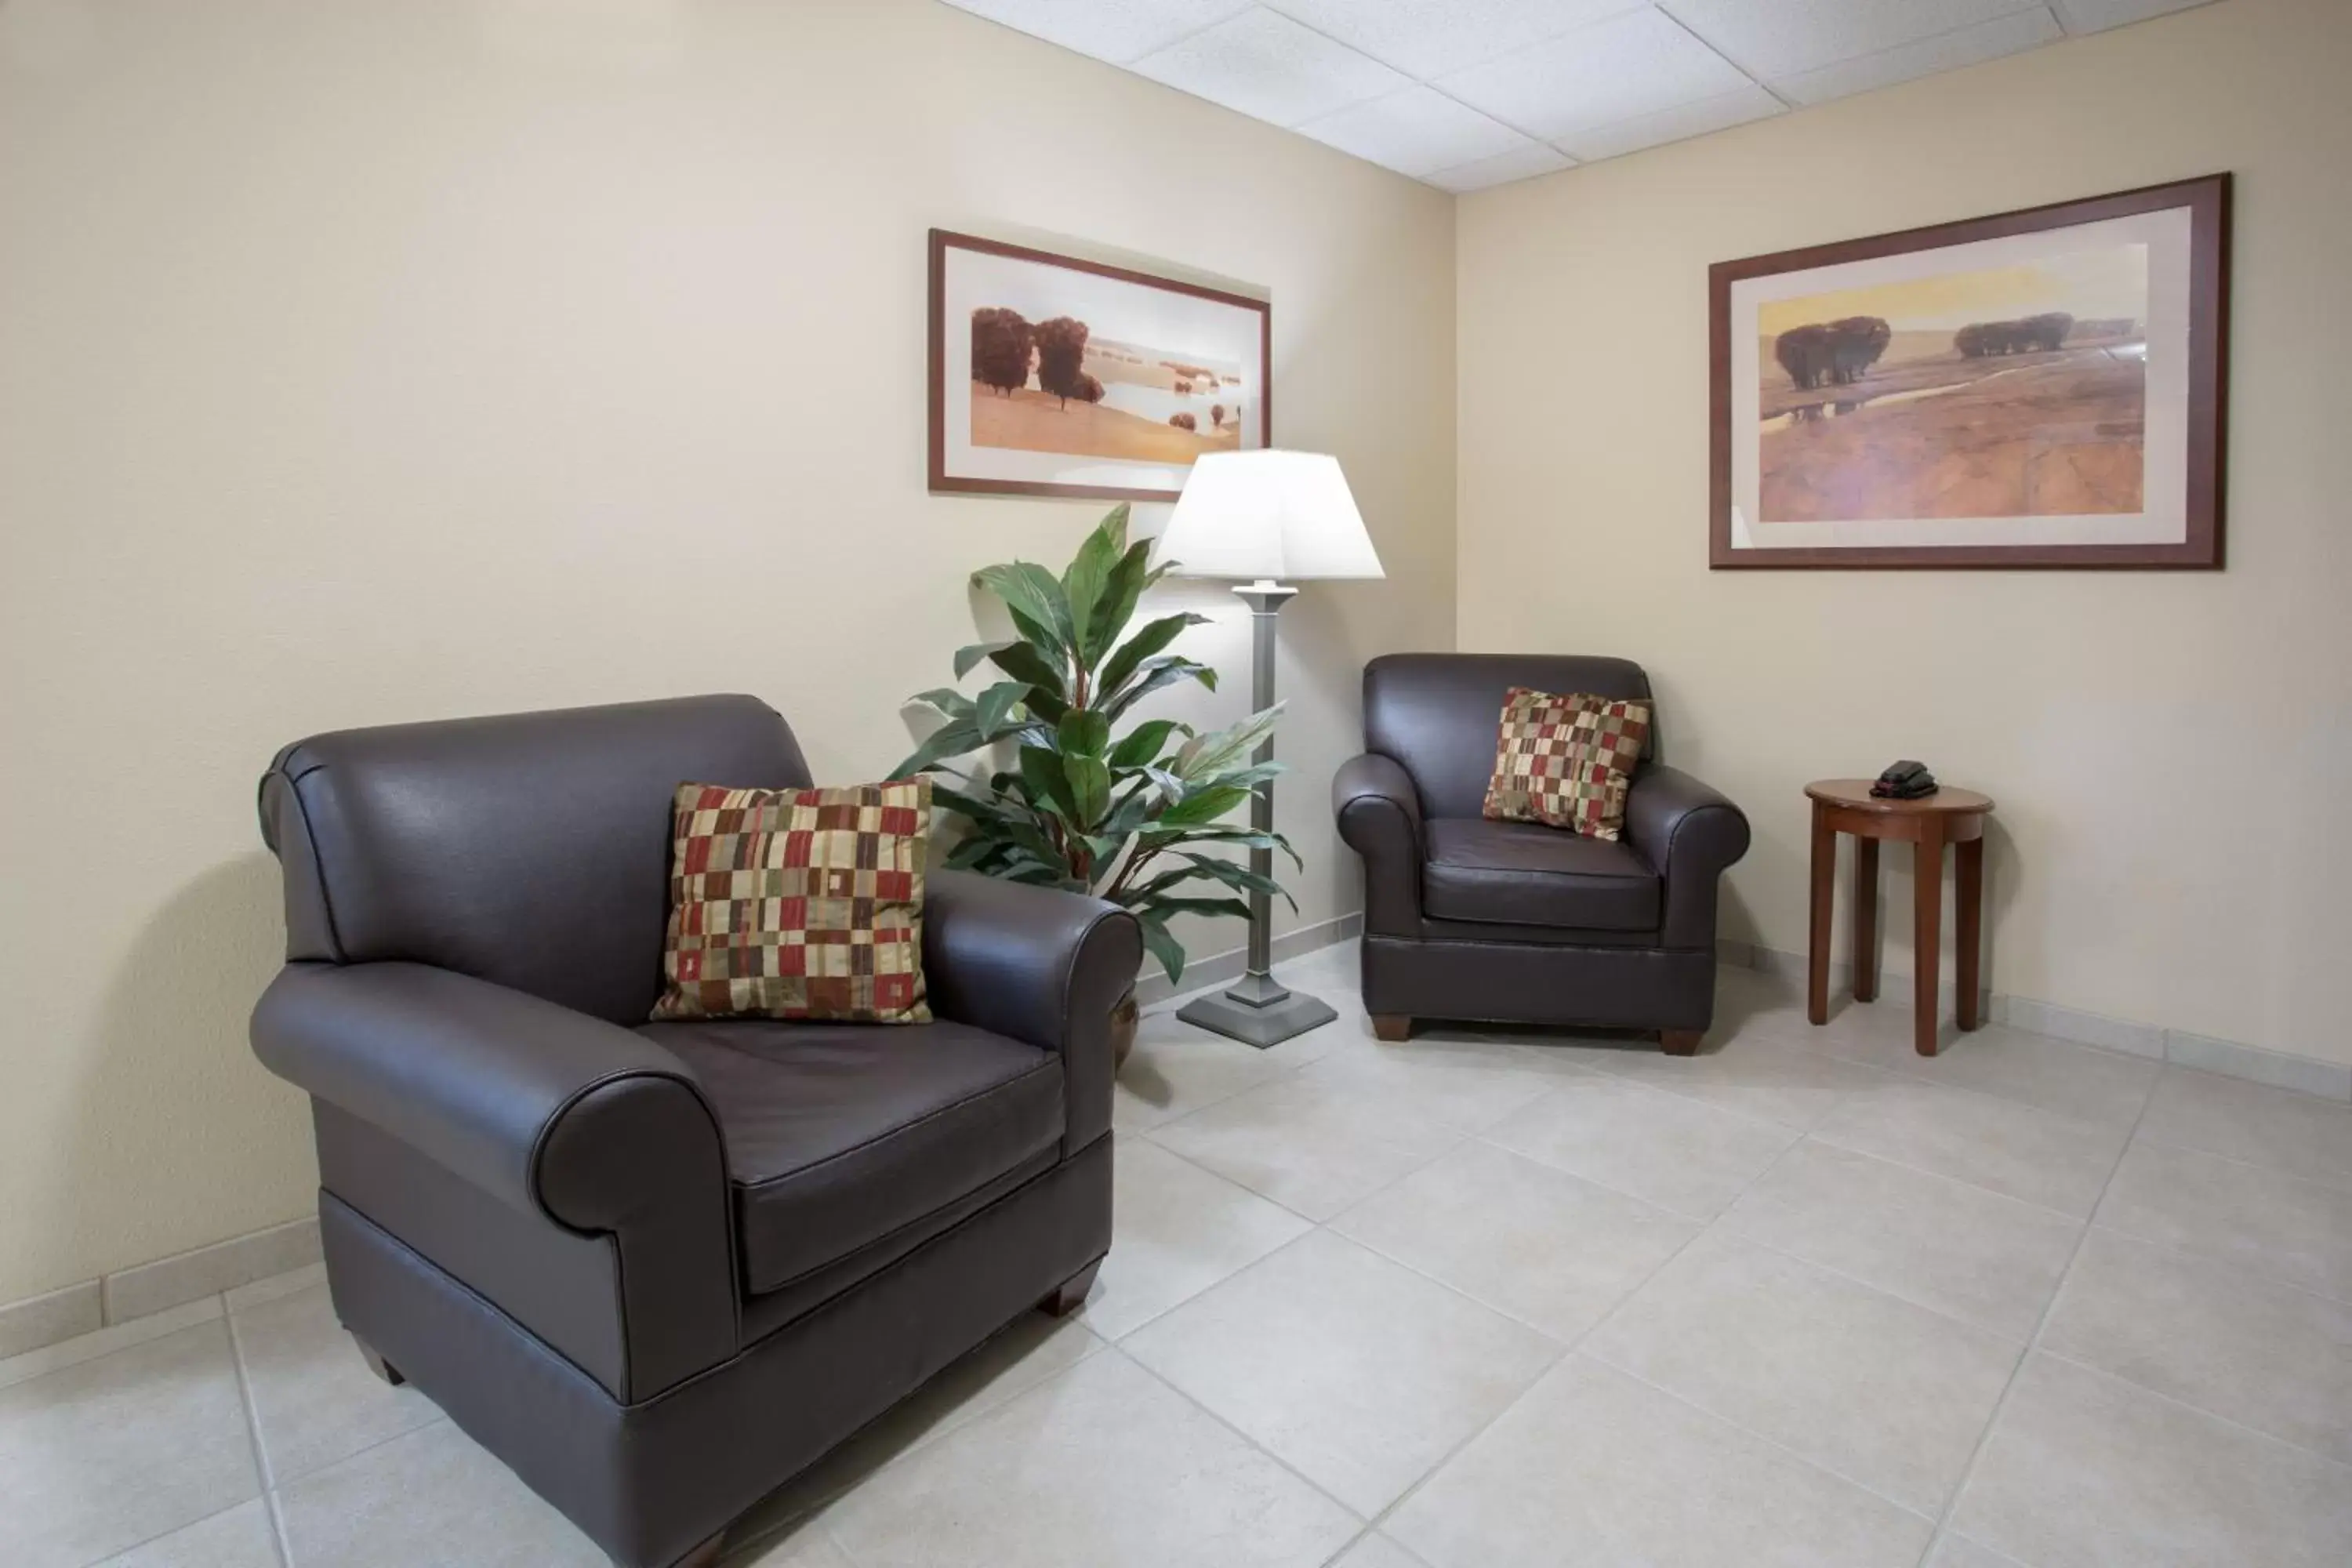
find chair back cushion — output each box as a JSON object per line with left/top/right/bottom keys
{"left": 258, "top": 695, "right": 811, "bottom": 1023}
{"left": 1364, "top": 654, "right": 1653, "bottom": 820}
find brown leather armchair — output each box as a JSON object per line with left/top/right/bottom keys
{"left": 249, "top": 695, "right": 1138, "bottom": 1567}
{"left": 1334, "top": 655, "right": 1749, "bottom": 1053}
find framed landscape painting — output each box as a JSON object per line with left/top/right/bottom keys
{"left": 1710, "top": 175, "right": 2229, "bottom": 568}
{"left": 929, "top": 230, "right": 1271, "bottom": 502}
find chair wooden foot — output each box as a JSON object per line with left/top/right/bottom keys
{"left": 1371, "top": 1014, "right": 1413, "bottom": 1042}
{"left": 354, "top": 1340, "right": 405, "bottom": 1388}
{"left": 1660, "top": 1029, "right": 1701, "bottom": 1056}
{"left": 664, "top": 1530, "right": 727, "bottom": 1568}
{"left": 1041, "top": 1260, "right": 1102, "bottom": 1318}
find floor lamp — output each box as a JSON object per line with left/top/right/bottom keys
{"left": 1152, "top": 450, "right": 1385, "bottom": 1048}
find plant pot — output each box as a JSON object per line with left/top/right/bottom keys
{"left": 1109, "top": 989, "right": 1140, "bottom": 1074}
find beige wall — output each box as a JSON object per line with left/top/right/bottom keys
{"left": 0, "top": 0, "right": 1457, "bottom": 1304}
{"left": 1457, "top": 0, "right": 2350, "bottom": 1069}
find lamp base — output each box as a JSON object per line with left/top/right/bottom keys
{"left": 1178, "top": 976, "right": 1338, "bottom": 1050}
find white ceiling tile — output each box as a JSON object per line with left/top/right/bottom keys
{"left": 1437, "top": 7, "right": 1753, "bottom": 141}
{"left": 1555, "top": 82, "right": 1784, "bottom": 162}
{"left": 938, "top": 1, "right": 1256, "bottom": 66}
{"left": 1773, "top": 4, "right": 2061, "bottom": 104}
{"left": 1264, "top": 0, "right": 1649, "bottom": 81}
{"left": 1131, "top": 6, "right": 1412, "bottom": 128}
{"left": 1662, "top": 0, "right": 2042, "bottom": 80}
{"left": 2050, "top": 0, "right": 2216, "bottom": 34}
{"left": 1425, "top": 142, "right": 1578, "bottom": 194}
{"left": 1295, "top": 85, "right": 1538, "bottom": 176}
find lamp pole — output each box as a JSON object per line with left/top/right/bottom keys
{"left": 1175, "top": 579, "right": 1338, "bottom": 1047}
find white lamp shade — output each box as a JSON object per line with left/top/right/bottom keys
{"left": 1152, "top": 450, "right": 1385, "bottom": 582}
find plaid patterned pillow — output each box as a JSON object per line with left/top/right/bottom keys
{"left": 1482, "top": 687, "right": 1652, "bottom": 841}
{"left": 652, "top": 779, "right": 931, "bottom": 1024}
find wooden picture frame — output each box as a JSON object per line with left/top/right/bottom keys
{"left": 928, "top": 229, "right": 1272, "bottom": 503}
{"left": 1709, "top": 174, "right": 2229, "bottom": 569}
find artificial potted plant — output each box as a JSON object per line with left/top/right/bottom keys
{"left": 895, "top": 506, "right": 1297, "bottom": 1067}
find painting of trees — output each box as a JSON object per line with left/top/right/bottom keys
{"left": 1033, "top": 316, "right": 1093, "bottom": 409}
{"left": 970, "top": 307, "right": 1033, "bottom": 397}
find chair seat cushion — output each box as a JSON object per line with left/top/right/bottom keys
{"left": 638, "top": 1018, "right": 1064, "bottom": 1294}
{"left": 1422, "top": 817, "right": 1661, "bottom": 932}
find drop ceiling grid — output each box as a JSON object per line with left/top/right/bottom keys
{"left": 936, "top": 2, "right": 2218, "bottom": 190}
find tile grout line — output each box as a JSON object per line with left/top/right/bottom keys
{"left": 1352, "top": 1127, "right": 1832, "bottom": 1550}
{"left": 2125, "top": 1125, "right": 2352, "bottom": 1198}
{"left": 2030, "top": 1344, "right": 2352, "bottom": 1475}
{"left": 222, "top": 1298, "right": 294, "bottom": 1568}
{"left": 2072, "top": 1214, "right": 2352, "bottom": 1311}
{"left": 1705, "top": 1197, "right": 2061, "bottom": 1345}
{"left": 1912, "top": 1046, "right": 2165, "bottom": 1567}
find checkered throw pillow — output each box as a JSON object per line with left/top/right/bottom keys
{"left": 652, "top": 779, "right": 931, "bottom": 1024}
{"left": 1482, "top": 688, "right": 1652, "bottom": 840}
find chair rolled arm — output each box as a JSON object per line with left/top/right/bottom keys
{"left": 922, "top": 869, "right": 1142, "bottom": 1155}
{"left": 1334, "top": 753, "right": 1424, "bottom": 937}
{"left": 1624, "top": 765, "right": 1751, "bottom": 951}
{"left": 251, "top": 961, "right": 727, "bottom": 1233}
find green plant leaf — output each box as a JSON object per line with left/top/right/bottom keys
{"left": 1143, "top": 896, "right": 1254, "bottom": 921}
{"left": 890, "top": 721, "right": 982, "bottom": 779}
{"left": 1102, "top": 656, "right": 1216, "bottom": 720}
{"left": 1133, "top": 913, "right": 1186, "bottom": 985}
{"left": 909, "top": 687, "right": 976, "bottom": 720}
{"left": 974, "top": 562, "right": 1075, "bottom": 652}
{"left": 1155, "top": 784, "right": 1250, "bottom": 826}
{"left": 1149, "top": 852, "right": 1297, "bottom": 910}
{"left": 1106, "top": 718, "right": 1185, "bottom": 770}
{"left": 1097, "top": 613, "right": 1209, "bottom": 703}
{"left": 985, "top": 639, "right": 1067, "bottom": 697}
{"left": 1065, "top": 753, "right": 1112, "bottom": 828}
{"left": 1083, "top": 539, "right": 1155, "bottom": 666}
{"left": 1004, "top": 603, "right": 1065, "bottom": 662}
{"left": 1057, "top": 708, "right": 1111, "bottom": 759}
{"left": 1174, "top": 702, "right": 1283, "bottom": 780}
{"left": 974, "top": 680, "right": 1030, "bottom": 740}
{"left": 1061, "top": 515, "right": 1125, "bottom": 666}
{"left": 1137, "top": 826, "right": 1303, "bottom": 870}
{"left": 953, "top": 642, "right": 1007, "bottom": 681}
{"left": 1017, "top": 744, "right": 1080, "bottom": 822}
{"left": 944, "top": 836, "right": 1007, "bottom": 871}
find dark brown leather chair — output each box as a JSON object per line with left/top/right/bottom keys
{"left": 248, "top": 695, "right": 1138, "bottom": 1568}
{"left": 1334, "top": 655, "right": 1750, "bottom": 1053}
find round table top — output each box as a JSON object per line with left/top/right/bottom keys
{"left": 1806, "top": 778, "right": 1994, "bottom": 815}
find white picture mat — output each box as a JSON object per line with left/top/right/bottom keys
{"left": 1726, "top": 205, "right": 2194, "bottom": 552}
{"left": 942, "top": 246, "right": 1265, "bottom": 492}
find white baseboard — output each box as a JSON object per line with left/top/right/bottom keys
{"left": 2, "top": 1215, "right": 322, "bottom": 1363}
{"left": 1133, "top": 911, "right": 1363, "bottom": 1008}
{"left": 1718, "top": 940, "right": 2351, "bottom": 1102}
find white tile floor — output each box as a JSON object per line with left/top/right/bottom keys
{"left": 7, "top": 942, "right": 2351, "bottom": 1567}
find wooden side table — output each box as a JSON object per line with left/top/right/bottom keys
{"left": 1804, "top": 779, "right": 1995, "bottom": 1058}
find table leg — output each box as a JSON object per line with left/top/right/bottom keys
{"left": 1956, "top": 835, "right": 1984, "bottom": 1031}
{"left": 1913, "top": 822, "right": 1944, "bottom": 1056}
{"left": 1808, "top": 803, "right": 1835, "bottom": 1026}
{"left": 1853, "top": 838, "right": 1879, "bottom": 1004}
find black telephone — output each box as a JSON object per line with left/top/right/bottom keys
{"left": 1873, "top": 760, "right": 1938, "bottom": 800}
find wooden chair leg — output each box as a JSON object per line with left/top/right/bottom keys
{"left": 1370, "top": 1014, "right": 1412, "bottom": 1042}
{"left": 1660, "top": 1029, "right": 1701, "bottom": 1057}
{"left": 354, "top": 1339, "right": 405, "bottom": 1388}
{"left": 1041, "top": 1259, "right": 1102, "bottom": 1318}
